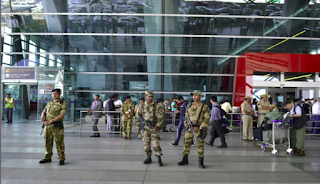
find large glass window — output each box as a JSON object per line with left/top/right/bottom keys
{"left": 261, "top": 38, "right": 310, "bottom": 54}
{"left": 114, "top": 74, "right": 161, "bottom": 91}
{"left": 164, "top": 76, "right": 210, "bottom": 92}
{"left": 284, "top": 72, "right": 315, "bottom": 82}
{"left": 75, "top": 74, "right": 113, "bottom": 91}
{"left": 2, "top": 0, "right": 320, "bottom": 122}
{"left": 253, "top": 72, "right": 280, "bottom": 81}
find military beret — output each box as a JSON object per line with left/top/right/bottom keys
{"left": 261, "top": 94, "right": 268, "bottom": 97}
{"left": 244, "top": 96, "right": 251, "bottom": 99}
{"left": 145, "top": 90, "right": 153, "bottom": 97}
{"left": 125, "top": 96, "right": 131, "bottom": 99}
{"left": 191, "top": 90, "right": 202, "bottom": 96}
{"left": 51, "top": 89, "right": 61, "bottom": 94}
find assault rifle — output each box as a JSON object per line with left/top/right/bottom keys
{"left": 185, "top": 116, "right": 198, "bottom": 146}
{"left": 136, "top": 117, "right": 160, "bottom": 135}
{"left": 40, "top": 113, "right": 46, "bottom": 135}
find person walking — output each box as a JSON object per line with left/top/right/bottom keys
{"left": 178, "top": 90, "right": 210, "bottom": 169}
{"left": 39, "top": 89, "right": 68, "bottom": 165}
{"left": 241, "top": 96, "right": 254, "bottom": 141}
{"left": 312, "top": 97, "right": 320, "bottom": 134}
{"left": 121, "top": 96, "right": 134, "bottom": 139}
{"left": 135, "top": 91, "right": 165, "bottom": 166}
{"left": 4, "top": 93, "right": 16, "bottom": 123}
{"left": 169, "top": 96, "right": 189, "bottom": 146}
{"left": 87, "top": 95, "right": 103, "bottom": 137}
{"left": 205, "top": 96, "right": 227, "bottom": 148}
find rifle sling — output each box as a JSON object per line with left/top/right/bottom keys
{"left": 152, "top": 103, "right": 156, "bottom": 127}
{"left": 195, "top": 104, "right": 204, "bottom": 127}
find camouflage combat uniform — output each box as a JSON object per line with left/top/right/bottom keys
{"left": 182, "top": 102, "right": 210, "bottom": 157}
{"left": 136, "top": 99, "right": 165, "bottom": 156}
{"left": 121, "top": 101, "right": 134, "bottom": 138}
{"left": 43, "top": 99, "right": 68, "bottom": 161}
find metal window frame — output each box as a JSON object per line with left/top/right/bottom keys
{"left": 2, "top": 12, "right": 320, "bottom": 20}
{"left": 65, "top": 71, "right": 235, "bottom": 76}
{"left": 3, "top": 33, "right": 320, "bottom": 41}
{"left": 0, "top": 52, "right": 240, "bottom": 58}
{"left": 73, "top": 90, "right": 234, "bottom": 95}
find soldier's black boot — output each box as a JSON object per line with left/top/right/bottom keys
{"left": 143, "top": 155, "right": 152, "bottom": 164}
{"left": 157, "top": 156, "right": 163, "bottom": 167}
{"left": 199, "top": 157, "right": 205, "bottom": 169}
{"left": 59, "top": 160, "right": 65, "bottom": 165}
{"left": 39, "top": 159, "right": 52, "bottom": 164}
{"left": 177, "top": 155, "right": 188, "bottom": 165}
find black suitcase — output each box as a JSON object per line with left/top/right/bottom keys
{"left": 253, "top": 127, "right": 263, "bottom": 141}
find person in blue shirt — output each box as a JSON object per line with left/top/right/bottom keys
{"left": 171, "top": 97, "right": 178, "bottom": 111}
{"left": 169, "top": 96, "right": 189, "bottom": 146}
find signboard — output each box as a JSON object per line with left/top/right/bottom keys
{"left": 129, "top": 81, "right": 149, "bottom": 90}
{"left": 4, "top": 67, "right": 36, "bottom": 80}
{"left": 39, "top": 85, "right": 53, "bottom": 95}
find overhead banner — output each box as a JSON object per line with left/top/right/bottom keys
{"left": 4, "top": 67, "right": 36, "bottom": 80}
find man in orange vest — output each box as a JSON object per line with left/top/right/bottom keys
{"left": 4, "top": 93, "right": 16, "bottom": 123}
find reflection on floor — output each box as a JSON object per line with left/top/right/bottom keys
{"left": 1, "top": 120, "right": 320, "bottom": 184}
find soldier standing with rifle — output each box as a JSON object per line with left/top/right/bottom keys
{"left": 39, "top": 89, "right": 68, "bottom": 165}
{"left": 178, "top": 90, "right": 210, "bottom": 169}
{"left": 136, "top": 90, "right": 165, "bottom": 166}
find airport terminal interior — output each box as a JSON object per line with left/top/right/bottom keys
{"left": 1, "top": 0, "right": 320, "bottom": 183}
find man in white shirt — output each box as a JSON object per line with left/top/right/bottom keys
{"left": 114, "top": 96, "right": 122, "bottom": 126}
{"left": 114, "top": 97, "right": 122, "bottom": 111}
{"left": 221, "top": 100, "right": 232, "bottom": 113}
{"left": 312, "top": 97, "right": 320, "bottom": 134}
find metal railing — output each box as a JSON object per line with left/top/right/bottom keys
{"left": 36, "top": 111, "right": 320, "bottom": 138}
{"left": 79, "top": 110, "right": 123, "bottom": 137}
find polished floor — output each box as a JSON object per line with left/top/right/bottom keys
{"left": 1, "top": 120, "right": 320, "bottom": 184}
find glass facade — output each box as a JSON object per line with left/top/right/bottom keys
{"left": 1, "top": 0, "right": 320, "bottom": 120}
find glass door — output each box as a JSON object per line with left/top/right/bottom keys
{"left": 4, "top": 85, "right": 22, "bottom": 120}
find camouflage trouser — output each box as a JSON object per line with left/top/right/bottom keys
{"left": 182, "top": 129, "right": 204, "bottom": 157}
{"left": 44, "top": 124, "right": 65, "bottom": 161}
{"left": 142, "top": 127, "right": 162, "bottom": 156}
{"left": 122, "top": 117, "right": 133, "bottom": 137}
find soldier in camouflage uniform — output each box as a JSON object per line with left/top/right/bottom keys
{"left": 39, "top": 89, "right": 68, "bottom": 165}
{"left": 136, "top": 91, "right": 165, "bottom": 166}
{"left": 121, "top": 96, "right": 134, "bottom": 139}
{"left": 178, "top": 90, "right": 210, "bottom": 169}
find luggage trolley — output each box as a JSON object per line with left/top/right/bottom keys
{"left": 260, "top": 112, "right": 294, "bottom": 157}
